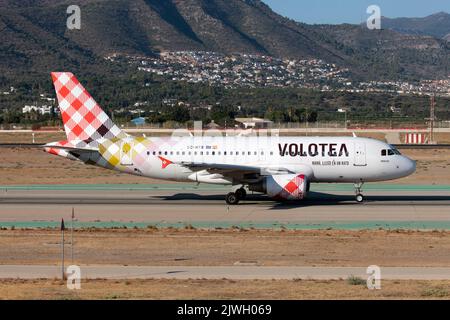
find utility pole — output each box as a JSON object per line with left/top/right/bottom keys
{"left": 61, "top": 218, "right": 65, "bottom": 280}
{"left": 305, "top": 107, "right": 309, "bottom": 136}
{"left": 344, "top": 110, "right": 348, "bottom": 130}
{"left": 429, "top": 94, "right": 436, "bottom": 144}
{"left": 71, "top": 207, "right": 75, "bottom": 264}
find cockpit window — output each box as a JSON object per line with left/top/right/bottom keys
{"left": 381, "top": 148, "right": 401, "bottom": 156}
{"left": 388, "top": 145, "right": 402, "bottom": 155}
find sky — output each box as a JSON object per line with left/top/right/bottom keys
{"left": 261, "top": 0, "right": 450, "bottom": 25}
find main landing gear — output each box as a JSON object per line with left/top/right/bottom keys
{"left": 354, "top": 182, "right": 364, "bottom": 203}
{"left": 226, "top": 187, "right": 247, "bottom": 205}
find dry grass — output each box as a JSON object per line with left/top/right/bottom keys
{"left": 0, "top": 278, "right": 449, "bottom": 299}
{"left": 1, "top": 228, "right": 450, "bottom": 267}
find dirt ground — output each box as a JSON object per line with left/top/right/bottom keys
{"left": 0, "top": 146, "right": 449, "bottom": 185}
{"left": 1, "top": 228, "right": 450, "bottom": 300}
{"left": 0, "top": 278, "right": 449, "bottom": 299}
{"left": 1, "top": 229, "right": 450, "bottom": 267}
{"left": 0, "top": 147, "right": 156, "bottom": 185}
{"left": 6, "top": 131, "right": 450, "bottom": 143}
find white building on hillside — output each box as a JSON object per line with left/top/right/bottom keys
{"left": 22, "top": 105, "right": 55, "bottom": 115}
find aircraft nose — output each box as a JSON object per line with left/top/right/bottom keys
{"left": 403, "top": 157, "right": 416, "bottom": 176}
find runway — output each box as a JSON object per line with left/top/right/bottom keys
{"left": 1, "top": 265, "right": 450, "bottom": 280}
{"left": 0, "top": 185, "right": 450, "bottom": 228}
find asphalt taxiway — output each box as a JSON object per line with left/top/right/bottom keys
{"left": 0, "top": 184, "right": 450, "bottom": 228}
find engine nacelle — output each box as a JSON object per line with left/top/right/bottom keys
{"left": 249, "top": 174, "right": 309, "bottom": 200}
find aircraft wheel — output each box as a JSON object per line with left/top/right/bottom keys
{"left": 356, "top": 194, "right": 364, "bottom": 203}
{"left": 226, "top": 192, "right": 240, "bottom": 205}
{"left": 236, "top": 188, "right": 247, "bottom": 200}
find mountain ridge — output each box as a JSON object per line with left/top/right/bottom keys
{"left": 381, "top": 12, "right": 450, "bottom": 40}
{"left": 0, "top": 0, "right": 449, "bottom": 83}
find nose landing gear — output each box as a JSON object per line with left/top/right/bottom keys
{"left": 354, "top": 182, "right": 364, "bottom": 203}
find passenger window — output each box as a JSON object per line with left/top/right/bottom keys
{"left": 153, "top": 151, "right": 156, "bottom": 156}
{"left": 381, "top": 150, "right": 386, "bottom": 156}
{"left": 212, "top": 151, "right": 215, "bottom": 155}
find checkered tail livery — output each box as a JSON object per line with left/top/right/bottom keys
{"left": 51, "top": 72, "right": 127, "bottom": 142}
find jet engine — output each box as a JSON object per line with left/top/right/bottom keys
{"left": 249, "top": 174, "right": 310, "bottom": 200}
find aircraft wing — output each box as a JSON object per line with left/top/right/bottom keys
{"left": 177, "top": 161, "right": 296, "bottom": 183}
{"left": 178, "top": 161, "right": 261, "bottom": 173}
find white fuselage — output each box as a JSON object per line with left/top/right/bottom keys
{"left": 116, "top": 136, "right": 416, "bottom": 185}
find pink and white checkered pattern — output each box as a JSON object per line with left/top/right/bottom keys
{"left": 51, "top": 72, "right": 126, "bottom": 143}
{"left": 267, "top": 174, "right": 307, "bottom": 200}
{"left": 281, "top": 174, "right": 306, "bottom": 199}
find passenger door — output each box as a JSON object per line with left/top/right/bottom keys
{"left": 354, "top": 142, "right": 367, "bottom": 166}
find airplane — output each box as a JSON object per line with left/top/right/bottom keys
{"left": 43, "top": 72, "right": 416, "bottom": 205}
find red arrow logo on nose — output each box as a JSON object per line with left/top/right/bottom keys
{"left": 158, "top": 156, "right": 173, "bottom": 169}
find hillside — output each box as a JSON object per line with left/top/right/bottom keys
{"left": 0, "top": 0, "right": 449, "bottom": 84}
{"left": 382, "top": 12, "right": 450, "bottom": 40}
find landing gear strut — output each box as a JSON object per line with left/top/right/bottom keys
{"left": 225, "top": 187, "right": 247, "bottom": 205}
{"left": 354, "top": 182, "right": 364, "bottom": 203}
{"left": 235, "top": 188, "right": 247, "bottom": 200}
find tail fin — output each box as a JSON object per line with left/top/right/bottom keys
{"left": 51, "top": 72, "right": 127, "bottom": 142}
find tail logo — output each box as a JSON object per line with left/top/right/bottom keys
{"left": 51, "top": 72, "right": 126, "bottom": 142}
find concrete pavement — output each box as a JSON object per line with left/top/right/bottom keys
{"left": 0, "top": 188, "right": 450, "bottom": 226}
